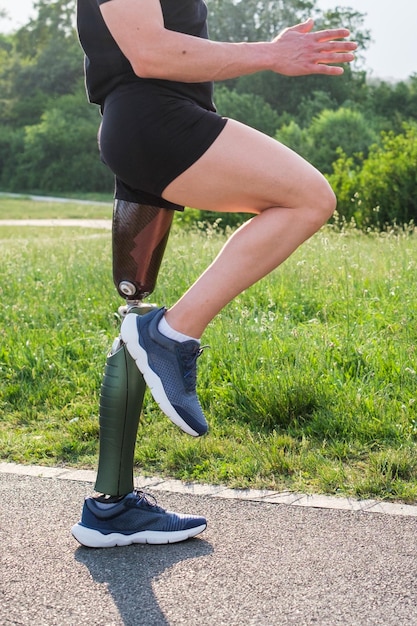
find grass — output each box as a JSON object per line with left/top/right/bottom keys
{"left": 1, "top": 198, "right": 417, "bottom": 502}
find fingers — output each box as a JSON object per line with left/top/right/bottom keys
{"left": 272, "top": 20, "right": 357, "bottom": 78}
{"left": 313, "top": 27, "right": 352, "bottom": 42}
{"left": 311, "top": 31, "right": 357, "bottom": 70}
{"left": 288, "top": 17, "right": 315, "bottom": 34}
{"left": 316, "top": 41, "right": 358, "bottom": 63}
{"left": 309, "top": 50, "right": 356, "bottom": 77}
{"left": 315, "top": 40, "right": 357, "bottom": 70}
{"left": 313, "top": 64, "right": 345, "bottom": 76}
{"left": 320, "top": 40, "right": 358, "bottom": 53}
{"left": 310, "top": 49, "right": 356, "bottom": 75}
{"left": 287, "top": 22, "right": 354, "bottom": 45}
{"left": 320, "top": 52, "right": 356, "bottom": 64}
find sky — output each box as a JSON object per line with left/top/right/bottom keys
{"left": 316, "top": 0, "right": 417, "bottom": 81}
{"left": 0, "top": 0, "right": 416, "bottom": 81}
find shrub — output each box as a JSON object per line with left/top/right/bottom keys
{"left": 307, "top": 107, "right": 378, "bottom": 173}
{"left": 276, "top": 107, "right": 378, "bottom": 174}
{"left": 329, "top": 123, "right": 417, "bottom": 228}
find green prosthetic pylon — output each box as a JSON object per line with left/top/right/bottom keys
{"left": 94, "top": 304, "right": 154, "bottom": 496}
{"left": 94, "top": 200, "right": 174, "bottom": 497}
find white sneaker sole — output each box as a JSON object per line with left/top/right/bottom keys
{"left": 120, "top": 314, "right": 201, "bottom": 437}
{"left": 71, "top": 522, "right": 207, "bottom": 548}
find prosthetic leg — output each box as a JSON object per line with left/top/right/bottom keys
{"left": 94, "top": 200, "right": 174, "bottom": 496}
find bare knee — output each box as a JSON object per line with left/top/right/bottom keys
{"left": 304, "top": 177, "right": 337, "bottom": 231}
{"left": 321, "top": 179, "right": 338, "bottom": 218}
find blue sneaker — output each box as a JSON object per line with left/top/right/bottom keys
{"left": 71, "top": 490, "right": 207, "bottom": 548}
{"left": 120, "top": 307, "right": 208, "bottom": 437}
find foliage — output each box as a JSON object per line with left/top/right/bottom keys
{"left": 296, "top": 89, "right": 338, "bottom": 126}
{"left": 14, "top": 0, "right": 76, "bottom": 57}
{"left": 1, "top": 1, "right": 82, "bottom": 129}
{"left": 277, "top": 107, "right": 379, "bottom": 173}
{"left": 214, "top": 85, "right": 280, "bottom": 136}
{"left": 365, "top": 75, "right": 417, "bottom": 131}
{"left": 3, "top": 88, "right": 113, "bottom": 193}
{"left": 308, "top": 108, "right": 378, "bottom": 172}
{"left": 234, "top": 69, "right": 364, "bottom": 120}
{"left": 206, "top": 0, "right": 315, "bottom": 42}
{"left": 329, "top": 123, "right": 417, "bottom": 228}
{"left": 0, "top": 125, "right": 25, "bottom": 186}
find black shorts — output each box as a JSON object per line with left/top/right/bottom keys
{"left": 99, "top": 82, "right": 228, "bottom": 211}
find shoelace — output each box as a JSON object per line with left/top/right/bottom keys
{"left": 132, "top": 489, "right": 164, "bottom": 512}
{"left": 179, "top": 344, "right": 209, "bottom": 391}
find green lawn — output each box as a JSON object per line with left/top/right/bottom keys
{"left": 1, "top": 198, "right": 417, "bottom": 502}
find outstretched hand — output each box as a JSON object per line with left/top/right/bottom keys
{"left": 271, "top": 18, "right": 357, "bottom": 76}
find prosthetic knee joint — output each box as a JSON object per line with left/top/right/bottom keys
{"left": 95, "top": 200, "right": 174, "bottom": 496}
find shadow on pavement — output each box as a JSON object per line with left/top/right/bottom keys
{"left": 75, "top": 537, "right": 213, "bottom": 625}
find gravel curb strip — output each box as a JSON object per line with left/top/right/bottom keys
{"left": 0, "top": 218, "right": 111, "bottom": 228}
{"left": 1, "top": 461, "right": 416, "bottom": 518}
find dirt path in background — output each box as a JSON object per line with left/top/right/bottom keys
{"left": 0, "top": 192, "right": 110, "bottom": 206}
{"left": 0, "top": 219, "right": 111, "bottom": 229}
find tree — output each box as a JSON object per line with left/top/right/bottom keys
{"left": 0, "top": 0, "right": 83, "bottom": 129}
{"left": 206, "top": 0, "right": 315, "bottom": 42}
{"left": 14, "top": 0, "right": 76, "bottom": 58}
{"left": 214, "top": 85, "right": 280, "bottom": 136}
{"left": 235, "top": 70, "right": 365, "bottom": 119}
{"left": 0, "top": 125, "right": 24, "bottom": 189}
{"left": 8, "top": 89, "right": 112, "bottom": 193}
{"left": 367, "top": 77, "right": 417, "bottom": 131}
{"left": 296, "top": 90, "right": 338, "bottom": 126}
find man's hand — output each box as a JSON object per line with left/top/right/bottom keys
{"left": 271, "top": 18, "right": 357, "bottom": 76}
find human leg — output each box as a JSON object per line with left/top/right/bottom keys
{"left": 120, "top": 119, "right": 335, "bottom": 435}
{"left": 161, "top": 119, "right": 336, "bottom": 338}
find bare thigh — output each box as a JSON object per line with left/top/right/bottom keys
{"left": 162, "top": 118, "right": 334, "bottom": 214}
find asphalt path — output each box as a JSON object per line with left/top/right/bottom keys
{"left": 1, "top": 472, "right": 417, "bottom": 625}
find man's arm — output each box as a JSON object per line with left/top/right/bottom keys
{"left": 100, "top": 0, "right": 357, "bottom": 82}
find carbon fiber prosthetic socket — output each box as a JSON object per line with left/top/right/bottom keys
{"left": 112, "top": 200, "right": 174, "bottom": 300}
{"left": 94, "top": 201, "right": 174, "bottom": 496}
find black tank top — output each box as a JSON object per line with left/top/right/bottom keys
{"left": 76, "top": 0, "right": 215, "bottom": 110}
